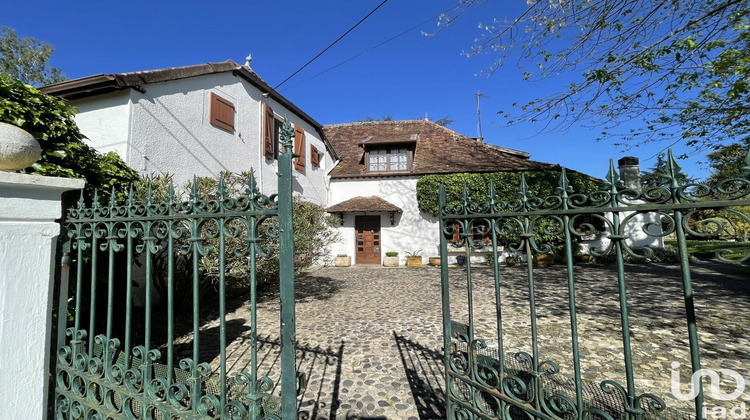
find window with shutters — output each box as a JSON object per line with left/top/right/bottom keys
{"left": 310, "top": 145, "right": 321, "bottom": 168}
{"left": 263, "top": 104, "right": 287, "bottom": 160}
{"left": 293, "top": 124, "right": 306, "bottom": 171}
{"left": 366, "top": 147, "right": 412, "bottom": 173}
{"left": 210, "top": 92, "right": 235, "bottom": 132}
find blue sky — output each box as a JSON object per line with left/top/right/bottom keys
{"left": 4, "top": 0, "right": 711, "bottom": 180}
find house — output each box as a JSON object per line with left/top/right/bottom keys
{"left": 323, "top": 120, "right": 561, "bottom": 265}
{"left": 42, "top": 60, "right": 654, "bottom": 266}
{"left": 41, "top": 60, "right": 337, "bottom": 206}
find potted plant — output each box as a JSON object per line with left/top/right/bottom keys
{"left": 428, "top": 256, "right": 441, "bottom": 266}
{"left": 536, "top": 253, "right": 554, "bottom": 267}
{"left": 485, "top": 253, "right": 496, "bottom": 267}
{"left": 404, "top": 250, "right": 423, "bottom": 267}
{"left": 383, "top": 251, "right": 399, "bottom": 267}
{"left": 334, "top": 254, "right": 351, "bottom": 267}
{"left": 455, "top": 255, "right": 466, "bottom": 266}
{"left": 505, "top": 254, "right": 518, "bottom": 267}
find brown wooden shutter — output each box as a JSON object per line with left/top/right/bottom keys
{"left": 263, "top": 104, "right": 275, "bottom": 159}
{"left": 294, "top": 124, "right": 306, "bottom": 171}
{"left": 210, "top": 92, "right": 234, "bottom": 132}
{"left": 310, "top": 145, "right": 320, "bottom": 168}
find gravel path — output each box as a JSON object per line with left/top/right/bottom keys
{"left": 187, "top": 262, "right": 750, "bottom": 419}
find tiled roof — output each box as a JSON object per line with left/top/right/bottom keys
{"left": 41, "top": 61, "right": 339, "bottom": 160}
{"left": 325, "top": 196, "right": 403, "bottom": 213}
{"left": 323, "top": 120, "right": 558, "bottom": 179}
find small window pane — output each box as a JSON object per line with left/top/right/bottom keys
{"left": 369, "top": 149, "right": 387, "bottom": 172}
{"left": 389, "top": 148, "right": 409, "bottom": 171}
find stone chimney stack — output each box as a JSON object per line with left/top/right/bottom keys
{"left": 618, "top": 156, "right": 641, "bottom": 190}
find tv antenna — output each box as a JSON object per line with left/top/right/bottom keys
{"left": 476, "top": 91, "right": 488, "bottom": 141}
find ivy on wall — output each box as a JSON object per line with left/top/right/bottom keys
{"left": 416, "top": 170, "right": 601, "bottom": 217}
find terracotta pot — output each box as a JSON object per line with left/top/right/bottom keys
{"left": 428, "top": 257, "right": 441, "bottom": 266}
{"left": 536, "top": 254, "right": 554, "bottom": 267}
{"left": 406, "top": 257, "right": 422, "bottom": 267}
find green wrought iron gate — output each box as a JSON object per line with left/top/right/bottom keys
{"left": 54, "top": 119, "right": 302, "bottom": 419}
{"left": 439, "top": 151, "right": 750, "bottom": 420}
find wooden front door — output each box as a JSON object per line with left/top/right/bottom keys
{"left": 355, "top": 215, "right": 381, "bottom": 265}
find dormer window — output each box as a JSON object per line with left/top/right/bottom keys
{"left": 366, "top": 147, "right": 413, "bottom": 173}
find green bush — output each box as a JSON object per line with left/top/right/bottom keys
{"left": 418, "top": 170, "right": 601, "bottom": 257}
{"left": 0, "top": 75, "right": 138, "bottom": 199}
{"left": 135, "top": 172, "right": 340, "bottom": 305}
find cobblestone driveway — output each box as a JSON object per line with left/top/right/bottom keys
{"left": 190, "top": 262, "right": 750, "bottom": 419}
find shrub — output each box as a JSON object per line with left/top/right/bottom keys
{"left": 385, "top": 251, "right": 398, "bottom": 257}
{"left": 0, "top": 75, "right": 138, "bottom": 199}
{"left": 134, "top": 172, "right": 340, "bottom": 305}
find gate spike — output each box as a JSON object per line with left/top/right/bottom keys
{"left": 190, "top": 176, "right": 200, "bottom": 202}
{"left": 518, "top": 173, "right": 529, "bottom": 200}
{"left": 556, "top": 168, "right": 572, "bottom": 197}
{"left": 168, "top": 181, "right": 176, "bottom": 204}
{"left": 146, "top": 182, "right": 153, "bottom": 205}
{"left": 666, "top": 149, "right": 683, "bottom": 189}
{"left": 460, "top": 182, "right": 470, "bottom": 213}
{"left": 246, "top": 169, "right": 259, "bottom": 197}
{"left": 605, "top": 159, "right": 621, "bottom": 193}
{"left": 109, "top": 186, "right": 117, "bottom": 208}
{"left": 127, "top": 185, "right": 135, "bottom": 207}
{"left": 77, "top": 190, "right": 85, "bottom": 209}
{"left": 217, "top": 175, "right": 227, "bottom": 200}
{"left": 92, "top": 189, "right": 100, "bottom": 209}
{"left": 487, "top": 180, "right": 498, "bottom": 210}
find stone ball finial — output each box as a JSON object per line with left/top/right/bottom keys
{"left": 0, "top": 122, "right": 42, "bottom": 172}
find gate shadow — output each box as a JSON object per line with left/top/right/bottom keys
{"left": 393, "top": 332, "right": 446, "bottom": 419}
{"left": 224, "top": 335, "right": 345, "bottom": 420}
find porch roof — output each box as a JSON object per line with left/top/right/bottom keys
{"left": 325, "top": 196, "right": 402, "bottom": 213}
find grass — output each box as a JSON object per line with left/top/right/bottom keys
{"left": 665, "top": 239, "right": 750, "bottom": 260}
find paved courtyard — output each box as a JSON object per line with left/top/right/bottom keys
{"left": 188, "top": 262, "right": 750, "bottom": 419}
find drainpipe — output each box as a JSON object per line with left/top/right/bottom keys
{"left": 618, "top": 156, "right": 641, "bottom": 191}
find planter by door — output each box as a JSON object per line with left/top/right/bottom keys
{"left": 383, "top": 256, "right": 399, "bottom": 267}
{"left": 536, "top": 254, "right": 554, "bottom": 267}
{"left": 334, "top": 256, "right": 351, "bottom": 267}
{"left": 406, "top": 257, "right": 422, "bottom": 267}
{"left": 355, "top": 215, "right": 381, "bottom": 265}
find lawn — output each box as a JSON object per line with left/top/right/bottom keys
{"left": 665, "top": 239, "right": 750, "bottom": 260}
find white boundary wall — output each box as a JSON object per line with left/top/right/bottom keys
{"left": 0, "top": 173, "right": 84, "bottom": 418}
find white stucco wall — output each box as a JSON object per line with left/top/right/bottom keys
{"left": 0, "top": 172, "right": 84, "bottom": 419}
{"left": 329, "top": 177, "right": 440, "bottom": 265}
{"left": 71, "top": 72, "right": 331, "bottom": 206}
{"left": 72, "top": 91, "right": 131, "bottom": 160}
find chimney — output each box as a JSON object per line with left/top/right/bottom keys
{"left": 618, "top": 156, "right": 641, "bottom": 190}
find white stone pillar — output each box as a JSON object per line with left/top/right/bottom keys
{"left": 0, "top": 172, "right": 84, "bottom": 418}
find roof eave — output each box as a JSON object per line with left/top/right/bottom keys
{"left": 40, "top": 74, "right": 121, "bottom": 100}
{"left": 329, "top": 165, "right": 563, "bottom": 179}
{"left": 232, "top": 67, "right": 339, "bottom": 161}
